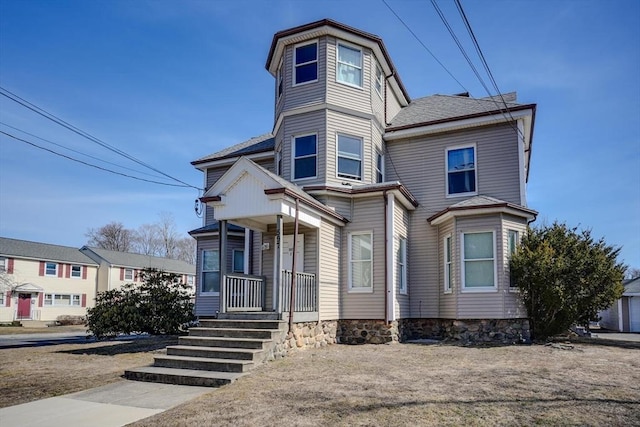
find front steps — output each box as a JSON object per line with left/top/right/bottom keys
{"left": 125, "top": 313, "right": 287, "bottom": 387}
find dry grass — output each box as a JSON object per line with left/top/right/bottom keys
{"left": 132, "top": 342, "right": 640, "bottom": 427}
{"left": 0, "top": 335, "right": 178, "bottom": 408}
{"left": 0, "top": 325, "right": 88, "bottom": 335}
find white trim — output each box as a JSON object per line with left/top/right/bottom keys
{"left": 518, "top": 120, "right": 527, "bottom": 205}
{"left": 335, "top": 40, "right": 363, "bottom": 89}
{"left": 292, "top": 133, "right": 318, "bottom": 181}
{"left": 244, "top": 229, "right": 250, "bottom": 275}
{"left": 385, "top": 108, "right": 534, "bottom": 141}
{"left": 398, "top": 236, "right": 408, "bottom": 296}
{"left": 348, "top": 231, "right": 374, "bottom": 293}
{"left": 460, "top": 230, "right": 498, "bottom": 293}
{"left": 70, "top": 264, "right": 82, "bottom": 279}
{"left": 444, "top": 234, "right": 452, "bottom": 294}
{"left": 276, "top": 57, "right": 284, "bottom": 103}
{"left": 292, "top": 40, "right": 318, "bottom": 87}
{"left": 445, "top": 143, "right": 477, "bottom": 198}
{"left": 386, "top": 195, "right": 395, "bottom": 320}
{"left": 200, "top": 249, "right": 220, "bottom": 296}
{"left": 44, "top": 262, "right": 58, "bottom": 277}
{"left": 374, "top": 61, "right": 384, "bottom": 99}
{"left": 44, "top": 293, "right": 81, "bottom": 307}
{"left": 336, "top": 132, "right": 363, "bottom": 181}
{"left": 618, "top": 298, "right": 624, "bottom": 332}
{"left": 124, "top": 268, "right": 134, "bottom": 281}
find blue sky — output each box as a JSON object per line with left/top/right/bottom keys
{"left": 0, "top": 0, "right": 638, "bottom": 268}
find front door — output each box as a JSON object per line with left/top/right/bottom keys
{"left": 273, "top": 234, "right": 304, "bottom": 311}
{"left": 17, "top": 293, "right": 31, "bottom": 319}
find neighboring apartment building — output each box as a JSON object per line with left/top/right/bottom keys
{"left": 0, "top": 237, "right": 98, "bottom": 323}
{"left": 190, "top": 19, "right": 537, "bottom": 343}
{"left": 0, "top": 237, "right": 196, "bottom": 323}
{"left": 80, "top": 246, "right": 196, "bottom": 294}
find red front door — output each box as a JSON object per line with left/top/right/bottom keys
{"left": 17, "top": 293, "right": 31, "bottom": 319}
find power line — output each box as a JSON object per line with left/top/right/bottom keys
{"left": 0, "top": 130, "right": 193, "bottom": 188}
{"left": 0, "top": 121, "right": 169, "bottom": 180}
{"left": 0, "top": 86, "right": 201, "bottom": 190}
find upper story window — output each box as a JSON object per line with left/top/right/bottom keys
{"left": 461, "top": 231, "right": 496, "bottom": 291}
{"left": 276, "top": 59, "right": 284, "bottom": 99}
{"left": 376, "top": 151, "right": 384, "bottom": 183}
{"left": 447, "top": 145, "right": 477, "bottom": 196}
{"left": 294, "top": 42, "right": 317, "bottom": 85}
{"left": 337, "top": 134, "right": 362, "bottom": 181}
{"left": 349, "top": 231, "right": 373, "bottom": 292}
{"left": 293, "top": 134, "right": 317, "bottom": 180}
{"left": 337, "top": 43, "right": 362, "bottom": 87}
{"left": 374, "top": 62, "right": 383, "bottom": 97}
{"left": 202, "top": 250, "right": 220, "bottom": 294}
{"left": 45, "top": 262, "right": 57, "bottom": 276}
{"left": 124, "top": 268, "right": 134, "bottom": 281}
{"left": 71, "top": 265, "right": 82, "bottom": 278}
{"left": 0, "top": 257, "right": 6, "bottom": 272}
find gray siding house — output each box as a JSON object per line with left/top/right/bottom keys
{"left": 190, "top": 19, "right": 537, "bottom": 344}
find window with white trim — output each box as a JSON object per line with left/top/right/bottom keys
{"left": 0, "top": 257, "right": 6, "bottom": 272}
{"left": 232, "top": 249, "right": 244, "bottom": 273}
{"left": 447, "top": 145, "right": 477, "bottom": 196}
{"left": 45, "top": 262, "right": 57, "bottom": 276}
{"left": 337, "top": 134, "right": 362, "bottom": 181}
{"left": 71, "top": 265, "right": 82, "bottom": 278}
{"left": 293, "top": 134, "right": 317, "bottom": 180}
{"left": 374, "top": 62, "right": 383, "bottom": 97}
{"left": 202, "top": 250, "right": 220, "bottom": 294}
{"left": 294, "top": 41, "right": 317, "bottom": 85}
{"left": 349, "top": 232, "right": 373, "bottom": 291}
{"left": 398, "top": 238, "right": 407, "bottom": 294}
{"left": 337, "top": 43, "right": 362, "bottom": 87}
{"left": 444, "top": 235, "right": 452, "bottom": 293}
{"left": 276, "top": 59, "right": 284, "bottom": 99}
{"left": 124, "top": 268, "right": 134, "bottom": 281}
{"left": 462, "top": 231, "right": 496, "bottom": 290}
{"left": 0, "top": 292, "right": 4, "bottom": 305}
{"left": 376, "top": 151, "right": 384, "bottom": 183}
{"left": 508, "top": 230, "right": 519, "bottom": 288}
{"left": 276, "top": 148, "right": 282, "bottom": 176}
{"left": 44, "top": 293, "right": 81, "bottom": 306}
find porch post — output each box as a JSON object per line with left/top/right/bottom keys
{"left": 219, "top": 220, "right": 228, "bottom": 314}
{"left": 275, "top": 214, "right": 283, "bottom": 313}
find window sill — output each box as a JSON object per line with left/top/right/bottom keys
{"left": 443, "top": 290, "right": 452, "bottom": 294}
{"left": 399, "top": 290, "right": 408, "bottom": 296}
{"left": 446, "top": 191, "right": 478, "bottom": 199}
{"left": 461, "top": 287, "right": 498, "bottom": 293}
{"left": 348, "top": 287, "right": 373, "bottom": 294}
{"left": 292, "top": 79, "right": 318, "bottom": 87}
{"left": 199, "top": 292, "right": 220, "bottom": 297}
{"left": 336, "top": 80, "right": 364, "bottom": 90}
{"left": 509, "top": 288, "right": 520, "bottom": 293}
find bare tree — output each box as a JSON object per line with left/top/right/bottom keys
{"left": 626, "top": 267, "right": 640, "bottom": 280}
{"left": 133, "top": 223, "right": 162, "bottom": 256}
{"left": 86, "top": 222, "right": 133, "bottom": 251}
{"left": 175, "top": 237, "right": 196, "bottom": 264}
{"left": 157, "top": 212, "right": 179, "bottom": 259}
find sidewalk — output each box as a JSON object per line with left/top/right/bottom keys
{"left": 0, "top": 380, "right": 212, "bottom": 427}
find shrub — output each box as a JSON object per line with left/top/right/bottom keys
{"left": 510, "top": 222, "right": 626, "bottom": 340}
{"left": 86, "top": 268, "right": 196, "bottom": 339}
{"left": 56, "top": 315, "right": 86, "bottom": 326}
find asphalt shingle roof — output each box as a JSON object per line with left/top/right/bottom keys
{"left": 189, "top": 223, "right": 245, "bottom": 235}
{"left": 192, "top": 133, "right": 274, "bottom": 165}
{"left": 624, "top": 277, "right": 640, "bottom": 294}
{"left": 0, "top": 237, "right": 97, "bottom": 265}
{"left": 81, "top": 247, "right": 195, "bottom": 274}
{"left": 388, "top": 92, "right": 523, "bottom": 129}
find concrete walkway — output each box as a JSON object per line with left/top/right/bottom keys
{"left": 0, "top": 380, "right": 212, "bottom": 427}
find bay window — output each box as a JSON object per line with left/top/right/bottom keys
{"left": 349, "top": 232, "right": 373, "bottom": 292}
{"left": 337, "top": 43, "right": 362, "bottom": 87}
{"left": 461, "top": 231, "right": 496, "bottom": 290}
{"left": 337, "top": 134, "right": 362, "bottom": 180}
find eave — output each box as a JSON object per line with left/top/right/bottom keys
{"left": 427, "top": 201, "right": 538, "bottom": 226}
{"left": 303, "top": 182, "right": 419, "bottom": 210}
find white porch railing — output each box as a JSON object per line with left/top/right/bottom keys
{"left": 223, "top": 273, "right": 266, "bottom": 312}
{"left": 14, "top": 309, "right": 41, "bottom": 321}
{"left": 281, "top": 271, "right": 317, "bottom": 312}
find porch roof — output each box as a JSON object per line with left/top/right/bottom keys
{"left": 201, "top": 157, "right": 347, "bottom": 232}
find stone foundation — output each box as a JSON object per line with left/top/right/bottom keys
{"left": 399, "top": 318, "right": 530, "bottom": 344}
{"left": 271, "top": 320, "right": 338, "bottom": 358}
{"left": 337, "top": 319, "right": 400, "bottom": 344}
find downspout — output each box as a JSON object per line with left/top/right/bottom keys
{"left": 385, "top": 191, "right": 396, "bottom": 324}
{"left": 288, "top": 197, "right": 300, "bottom": 333}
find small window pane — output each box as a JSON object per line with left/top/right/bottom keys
{"left": 338, "top": 135, "right": 361, "bottom": 157}
{"left": 295, "top": 135, "right": 316, "bottom": 157}
{"left": 338, "top": 45, "right": 361, "bottom": 67}
{"left": 448, "top": 171, "right": 476, "bottom": 194}
{"left": 55, "top": 294, "right": 72, "bottom": 306}
{"left": 296, "top": 43, "right": 317, "bottom": 64}
{"left": 233, "top": 250, "right": 244, "bottom": 273}
{"left": 338, "top": 157, "right": 361, "bottom": 178}
{"left": 295, "top": 157, "right": 316, "bottom": 179}
{"left": 44, "top": 294, "right": 52, "bottom": 305}
{"left": 71, "top": 265, "right": 82, "bottom": 278}
{"left": 351, "top": 234, "right": 372, "bottom": 260}
{"left": 448, "top": 147, "right": 475, "bottom": 172}
{"left": 202, "top": 272, "right": 220, "bottom": 293}
{"left": 46, "top": 263, "right": 57, "bottom": 275}
{"left": 124, "top": 269, "right": 134, "bottom": 281}
{"left": 351, "top": 261, "right": 371, "bottom": 288}
{"left": 464, "top": 233, "right": 493, "bottom": 259}
{"left": 203, "top": 251, "right": 219, "bottom": 271}
{"left": 296, "top": 63, "right": 317, "bottom": 84}
{"left": 464, "top": 260, "right": 495, "bottom": 287}
{"left": 72, "top": 295, "right": 81, "bottom": 306}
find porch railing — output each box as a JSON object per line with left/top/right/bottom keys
{"left": 281, "top": 270, "right": 317, "bottom": 312}
{"left": 223, "top": 273, "right": 266, "bottom": 312}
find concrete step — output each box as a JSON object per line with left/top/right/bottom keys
{"left": 189, "top": 327, "right": 280, "bottom": 340}
{"left": 179, "top": 336, "right": 269, "bottom": 350}
{"left": 124, "top": 366, "right": 243, "bottom": 387}
{"left": 153, "top": 354, "right": 254, "bottom": 373}
{"left": 217, "top": 312, "right": 281, "bottom": 320}
{"left": 166, "top": 345, "right": 261, "bottom": 361}
{"left": 198, "top": 319, "right": 285, "bottom": 330}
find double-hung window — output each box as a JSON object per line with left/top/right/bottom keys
{"left": 398, "top": 238, "right": 407, "bottom": 294}
{"left": 294, "top": 42, "right": 317, "bottom": 85}
{"left": 349, "top": 232, "right": 373, "bottom": 292}
{"left": 461, "top": 231, "right": 496, "bottom": 291}
{"left": 374, "top": 62, "right": 383, "bottom": 97}
{"left": 444, "top": 235, "right": 452, "bottom": 293}
{"left": 376, "top": 152, "right": 384, "bottom": 183}
{"left": 232, "top": 249, "right": 245, "bottom": 273}
{"left": 45, "top": 262, "right": 57, "bottom": 276}
{"left": 276, "top": 59, "right": 284, "bottom": 99}
{"left": 293, "top": 134, "right": 317, "bottom": 180}
{"left": 337, "top": 43, "right": 362, "bottom": 87}
{"left": 71, "top": 265, "right": 82, "bottom": 278}
{"left": 0, "top": 257, "right": 6, "bottom": 273}
{"left": 447, "top": 145, "right": 477, "bottom": 196}
{"left": 508, "top": 230, "right": 519, "bottom": 288}
{"left": 202, "top": 250, "right": 220, "bottom": 294}
{"left": 124, "top": 268, "right": 134, "bottom": 281}
{"left": 337, "top": 134, "right": 362, "bottom": 181}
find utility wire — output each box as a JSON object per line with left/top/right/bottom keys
{"left": 0, "top": 86, "right": 202, "bottom": 190}
{"left": 0, "top": 130, "right": 193, "bottom": 188}
{"left": 0, "top": 121, "right": 169, "bottom": 180}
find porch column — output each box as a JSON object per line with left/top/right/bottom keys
{"left": 219, "top": 220, "right": 228, "bottom": 314}
{"left": 275, "top": 214, "right": 283, "bottom": 313}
